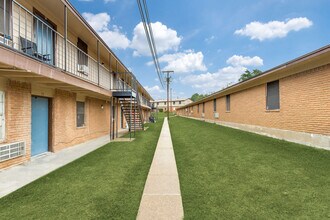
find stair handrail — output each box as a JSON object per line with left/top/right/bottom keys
{"left": 133, "top": 76, "right": 144, "bottom": 130}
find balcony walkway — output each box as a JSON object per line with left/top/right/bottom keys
{"left": 137, "top": 117, "right": 184, "bottom": 220}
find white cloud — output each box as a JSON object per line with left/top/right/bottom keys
{"left": 131, "top": 22, "right": 182, "bottom": 56}
{"left": 180, "top": 66, "right": 247, "bottom": 93}
{"left": 180, "top": 53, "right": 265, "bottom": 93}
{"left": 226, "top": 55, "right": 263, "bottom": 67}
{"left": 144, "top": 85, "right": 165, "bottom": 99}
{"left": 149, "top": 50, "right": 207, "bottom": 73}
{"left": 235, "top": 17, "right": 313, "bottom": 41}
{"left": 82, "top": 12, "right": 130, "bottom": 49}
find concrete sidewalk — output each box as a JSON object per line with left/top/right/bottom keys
{"left": 137, "top": 117, "right": 184, "bottom": 220}
{"left": 0, "top": 135, "right": 111, "bottom": 198}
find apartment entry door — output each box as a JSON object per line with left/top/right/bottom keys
{"left": 31, "top": 96, "right": 49, "bottom": 156}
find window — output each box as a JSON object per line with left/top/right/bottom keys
{"left": 0, "top": 91, "right": 5, "bottom": 140}
{"left": 197, "top": 104, "right": 199, "bottom": 113}
{"left": 226, "top": 95, "right": 230, "bottom": 112}
{"left": 179, "top": 101, "right": 181, "bottom": 104}
{"left": 202, "top": 102, "right": 205, "bottom": 113}
{"left": 76, "top": 102, "right": 85, "bottom": 127}
{"left": 34, "top": 12, "right": 55, "bottom": 65}
{"left": 164, "top": 102, "right": 166, "bottom": 105}
{"left": 0, "top": 0, "right": 11, "bottom": 37}
{"left": 213, "top": 99, "right": 217, "bottom": 112}
{"left": 266, "top": 80, "right": 280, "bottom": 110}
{"left": 173, "top": 101, "right": 176, "bottom": 105}
{"left": 77, "top": 38, "right": 88, "bottom": 74}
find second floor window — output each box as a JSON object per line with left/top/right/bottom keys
{"left": 0, "top": 0, "right": 11, "bottom": 37}
{"left": 33, "top": 13, "right": 55, "bottom": 65}
{"left": 179, "top": 101, "right": 181, "bottom": 104}
{"left": 77, "top": 38, "right": 88, "bottom": 74}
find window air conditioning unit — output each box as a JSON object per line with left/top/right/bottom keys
{"left": 214, "top": 112, "right": 219, "bottom": 119}
{"left": 201, "top": 113, "right": 205, "bottom": 118}
{"left": 78, "top": 64, "right": 89, "bottom": 74}
{"left": 0, "top": 35, "right": 13, "bottom": 47}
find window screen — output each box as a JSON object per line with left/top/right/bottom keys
{"left": 77, "top": 38, "right": 88, "bottom": 66}
{"left": 213, "top": 99, "right": 217, "bottom": 112}
{"left": 197, "top": 104, "right": 199, "bottom": 113}
{"left": 226, "top": 95, "right": 230, "bottom": 112}
{"left": 0, "top": 0, "right": 11, "bottom": 36}
{"left": 202, "top": 102, "right": 205, "bottom": 113}
{"left": 76, "top": 102, "right": 85, "bottom": 127}
{"left": 266, "top": 80, "right": 280, "bottom": 110}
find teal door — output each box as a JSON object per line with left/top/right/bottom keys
{"left": 31, "top": 96, "right": 49, "bottom": 156}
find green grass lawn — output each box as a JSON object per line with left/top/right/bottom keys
{"left": 0, "top": 117, "right": 163, "bottom": 219}
{"left": 169, "top": 117, "right": 330, "bottom": 219}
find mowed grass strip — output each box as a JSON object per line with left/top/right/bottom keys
{"left": 0, "top": 118, "right": 163, "bottom": 220}
{"left": 169, "top": 117, "right": 330, "bottom": 219}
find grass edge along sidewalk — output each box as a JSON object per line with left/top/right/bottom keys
{"left": 169, "top": 116, "right": 330, "bottom": 219}
{"left": 0, "top": 117, "right": 164, "bottom": 219}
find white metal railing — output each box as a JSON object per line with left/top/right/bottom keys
{"left": 0, "top": 1, "right": 110, "bottom": 88}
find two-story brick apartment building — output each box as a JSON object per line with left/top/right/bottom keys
{"left": 151, "top": 98, "right": 192, "bottom": 112}
{"left": 177, "top": 45, "right": 330, "bottom": 150}
{"left": 0, "top": 0, "right": 152, "bottom": 169}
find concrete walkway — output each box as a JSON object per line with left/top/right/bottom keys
{"left": 0, "top": 135, "right": 111, "bottom": 198}
{"left": 137, "top": 117, "right": 184, "bottom": 220}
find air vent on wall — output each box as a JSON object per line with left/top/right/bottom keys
{"left": 0, "top": 141, "right": 25, "bottom": 162}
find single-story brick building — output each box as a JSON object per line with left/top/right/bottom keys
{"left": 177, "top": 45, "right": 330, "bottom": 150}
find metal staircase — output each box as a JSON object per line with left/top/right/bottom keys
{"left": 112, "top": 78, "right": 144, "bottom": 134}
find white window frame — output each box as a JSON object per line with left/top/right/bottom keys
{"left": 0, "top": 91, "right": 5, "bottom": 141}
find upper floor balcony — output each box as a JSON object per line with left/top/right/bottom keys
{"left": 0, "top": 0, "right": 152, "bottom": 102}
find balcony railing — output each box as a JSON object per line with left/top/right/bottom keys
{"left": 0, "top": 0, "right": 120, "bottom": 91}
{"left": 0, "top": 0, "right": 151, "bottom": 105}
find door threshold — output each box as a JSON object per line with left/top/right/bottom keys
{"left": 31, "top": 152, "right": 52, "bottom": 161}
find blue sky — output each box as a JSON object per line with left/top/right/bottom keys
{"left": 71, "top": 0, "right": 330, "bottom": 99}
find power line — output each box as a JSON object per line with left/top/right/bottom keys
{"left": 137, "top": 0, "right": 165, "bottom": 88}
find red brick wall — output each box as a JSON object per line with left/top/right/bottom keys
{"left": 178, "top": 64, "right": 330, "bottom": 136}
{"left": 0, "top": 80, "right": 31, "bottom": 169}
{"left": 52, "top": 89, "right": 110, "bottom": 152}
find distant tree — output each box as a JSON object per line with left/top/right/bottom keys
{"left": 190, "top": 93, "right": 207, "bottom": 102}
{"left": 239, "top": 69, "right": 262, "bottom": 82}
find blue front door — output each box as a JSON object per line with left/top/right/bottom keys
{"left": 31, "top": 96, "right": 49, "bottom": 156}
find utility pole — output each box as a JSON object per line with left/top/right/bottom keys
{"left": 170, "top": 88, "right": 173, "bottom": 113}
{"left": 162, "top": 70, "right": 174, "bottom": 120}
